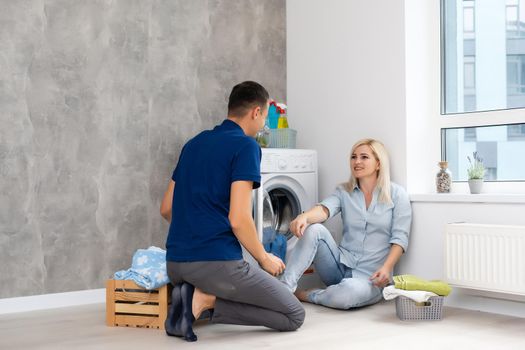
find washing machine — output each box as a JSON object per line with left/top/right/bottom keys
{"left": 254, "top": 148, "right": 318, "bottom": 259}
{"left": 252, "top": 148, "right": 322, "bottom": 288}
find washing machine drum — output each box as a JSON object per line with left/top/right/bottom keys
{"left": 261, "top": 188, "right": 300, "bottom": 245}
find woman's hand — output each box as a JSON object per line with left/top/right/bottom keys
{"left": 289, "top": 213, "right": 309, "bottom": 237}
{"left": 370, "top": 245, "right": 403, "bottom": 288}
{"left": 369, "top": 265, "right": 392, "bottom": 288}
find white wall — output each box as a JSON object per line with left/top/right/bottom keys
{"left": 288, "top": 0, "right": 525, "bottom": 317}
{"left": 287, "top": 0, "right": 407, "bottom": 201}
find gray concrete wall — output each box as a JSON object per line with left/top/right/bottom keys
{"left": 0, "top": 0, "right": 286, "bottom": 298}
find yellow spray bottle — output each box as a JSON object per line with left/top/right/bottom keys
{"left": 276, "top": 104, "right": 288, "bottom": 129}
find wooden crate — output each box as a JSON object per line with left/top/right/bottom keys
{"left": 106, "top": 280, "right": 171, "bottom": 329}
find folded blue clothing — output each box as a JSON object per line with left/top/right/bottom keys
{"left": 114, "top": 246, "right": 169, "bottom": 290}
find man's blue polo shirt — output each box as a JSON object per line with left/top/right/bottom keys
{"left": 166, "top": 119, "right": 261, "bottom": 262}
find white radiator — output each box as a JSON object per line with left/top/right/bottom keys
{"left": 445, "top": 223, "right": 525, "bottom": 296}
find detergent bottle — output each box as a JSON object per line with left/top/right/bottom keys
{"left": 276, "top": 103, "right": 289, "bottom": 129}
{"left": 267, "top": 102, "right": 279, "bottom": 129}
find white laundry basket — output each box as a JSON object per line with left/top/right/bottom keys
{"left": 395, "top": 295, "right": 444, "bottom": 321}
{"left": 269, "top": 129, "right": 296, "bottom": 149}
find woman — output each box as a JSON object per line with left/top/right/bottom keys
{"left": 280, "top": 139, "right": 411, "bottom": 309}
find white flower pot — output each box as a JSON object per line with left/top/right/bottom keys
{"left": 468, "top": 179, "right": 483, "bottom": 194}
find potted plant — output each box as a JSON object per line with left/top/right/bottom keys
{"left": 467, "top": 151, "right": 485, "bottom": 194}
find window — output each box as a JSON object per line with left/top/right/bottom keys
{"left": 443, "top": 0, "right": 525, "bottom": 113}
{"left": 441, "top": 0, "right": 525, "bottom": 183}
{"left": 508, "top": 123, "right": 525, "bottom": 139}
{"left": 506, "top": 0, "right": 525, "bottom": 38}
{"left": 507, "top": 55, "right": 525, "bottom": 98}
{"left": 463, "top": 127, "right": 476, "bottom": 142}
{"left": 463, "top": 1, "right": 475, "bottom": 35}
{"left": 463, "top": 56, "right": 476, "bottom": 111}
{"left": 443, "top": 123, "right": 525, "bottom": 181}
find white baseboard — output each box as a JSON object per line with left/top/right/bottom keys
{"left": 0, "top": 288, "right": 106, "bottom": 315}
{"left": 445, "top": 289, "right": 525, "bottom": 318}
{"left": 2, "top": 286, "right": 524, "bottom": 318}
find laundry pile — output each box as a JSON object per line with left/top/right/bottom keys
{"left": 114, "top": 246, "right": 169, "bottom": 290}
{"left": 262, "top": 227, "right": 287, "bottom": 262}
{"left": 383, "top": 274, "right": 451, "bottom": 303}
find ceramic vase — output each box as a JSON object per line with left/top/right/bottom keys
{"left": 468, "top": 179, "right": 483, "bottom": 194}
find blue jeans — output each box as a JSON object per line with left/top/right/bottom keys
{"left": 280, "top": 224, "right": 382, "bottom": 309}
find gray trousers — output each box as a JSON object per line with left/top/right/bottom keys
{"left": 167, "top": 260, "right": 305, "bottom": 331}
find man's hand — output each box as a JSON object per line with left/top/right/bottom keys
{"left": 260, "top": 253, "right": 286, "bottom": 276}
{"left": 369, "top": 265, "right": 392, "bottom": 288}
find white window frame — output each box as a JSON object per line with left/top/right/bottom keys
{"left": 440, "top": 0, "right": 525, "bottom": 193}
{"left": 405, "top": 0, "right": 525, "bottom": 196}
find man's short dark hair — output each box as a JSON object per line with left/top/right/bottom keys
{"left": 228, "top": 81, "right": 269, "bottom": 117}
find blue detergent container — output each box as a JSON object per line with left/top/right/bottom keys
{"left": 267, "top": 104, "right": 279, "bottom": 129}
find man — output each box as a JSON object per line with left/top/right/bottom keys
{"left": 160, "top": 81, "right": 305, "bottom": 342}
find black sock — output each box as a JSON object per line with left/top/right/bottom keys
{"left": 180, "top": 283, "right": 197, "bottom": 342}
{"left": 198, "top": 308, "right": 213, "bottom": 320}
{"left": 165, "top": 283, "right": 183, "bottom": 336}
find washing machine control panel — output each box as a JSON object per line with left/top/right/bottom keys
{"left": 261, "top": 149, "right": 317, "bottom": 173}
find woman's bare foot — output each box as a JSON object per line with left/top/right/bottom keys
{"left": 294, "top": 289, "right": 314, "bottom": 302}
{"left": 192, "top": 287, "right": 216, "bottom": 320}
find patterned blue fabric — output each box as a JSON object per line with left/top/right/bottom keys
{"left": 114, "top": 246, "right": 169, "bottom": 290}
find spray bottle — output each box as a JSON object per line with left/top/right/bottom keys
{"left": 276, "top": 103, "right": 288, "bottom": 129}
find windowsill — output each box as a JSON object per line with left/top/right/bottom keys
{"left": 410, "top": 193, "right": 525, "bottom": 204}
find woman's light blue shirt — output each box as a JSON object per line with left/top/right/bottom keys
{"left": 319, "top": 182, "right": 412, "bottom": 276}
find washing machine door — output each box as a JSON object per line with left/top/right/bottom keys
{"left": 263, "top": 175, "right": 312, "bottom": 256}
{"left": 261, "top": 189, "right": 277, "bottom": 245}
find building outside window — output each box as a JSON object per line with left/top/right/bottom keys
{"left": 442, "top": 0, "right": 525, "bottom": 182}
{"left": 508, "top": 123, "right": 525, "bottom": 140}
{"left": 506, "top": 0, "right": 525, "bottom": 38}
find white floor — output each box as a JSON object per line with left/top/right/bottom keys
{"left": 1, "top": 301, "right": 524, "bottom": 350}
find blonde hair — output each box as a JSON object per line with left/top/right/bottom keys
{"left": 344, "top": 138, "right": 392, "bottom": 204}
